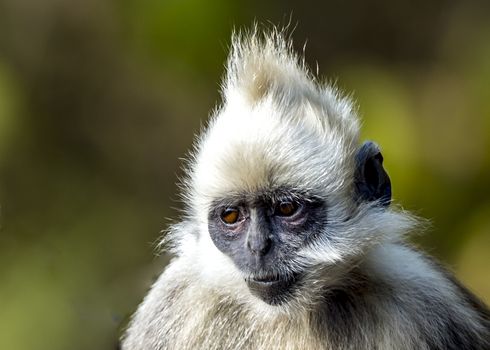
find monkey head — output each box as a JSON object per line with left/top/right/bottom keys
{"left": 181, "top": 30, "right": 411, "bottom": 308}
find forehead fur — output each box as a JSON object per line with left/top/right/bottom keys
{"left": 190, "top": 28, "right": 360, "bottom": 207}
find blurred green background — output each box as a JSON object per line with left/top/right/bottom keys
{"left": 0, "top": 0, "right": 489, "bottom": 349}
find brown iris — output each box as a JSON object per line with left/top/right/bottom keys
{"left": 277, "top": 201, "right": 298, "bottom": 216}
{"left": 221, "top": 208, "right": 239, "bottom": 225}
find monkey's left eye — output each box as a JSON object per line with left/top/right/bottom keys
{"left": 276, "top": 201, "right": 299, "bottom": 217}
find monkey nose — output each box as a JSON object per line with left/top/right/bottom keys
{"left": 246, "top": 234, "right": 272, "bottom": 256}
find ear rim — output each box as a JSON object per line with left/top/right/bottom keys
{"left": 354, "top": 141, "right": 392, "bottom": 207}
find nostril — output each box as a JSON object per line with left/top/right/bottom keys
{"left": 247, "top": 236, "right": 272, "bottom": 256}
{"left": 261, "top": 237, "right": 272, "bottom": 255}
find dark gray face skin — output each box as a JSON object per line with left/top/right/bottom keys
{"left": 207, "top": 141, "right": 391, "bottom": 306}
{"left": 208, "top": 190, "right": 327, "bottom": 305}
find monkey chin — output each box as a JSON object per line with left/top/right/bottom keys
{"left": 245, "top": 272, "right": 301, "bottom": 305}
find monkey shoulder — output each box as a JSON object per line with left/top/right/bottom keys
{"left": 123, "top": 251, "right": 249, "bottom": 350}
{"left": 121, "top": 257, "right": 195, "bottom": 350}
{"left": 347, "top": 243, "right": 490, "bottom": 349}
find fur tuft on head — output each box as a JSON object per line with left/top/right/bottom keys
{"left": 223, "top": 26, "right": 311, "bottom": 105}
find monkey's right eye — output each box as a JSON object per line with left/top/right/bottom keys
{"left": 220, "top": 208, "right": 240, "bottom": 225}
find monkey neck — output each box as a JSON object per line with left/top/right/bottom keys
{"left": 169, "top": 289, "right": 325, "bottom": 350}
{"left": 163, "top": 258, "right": 375, "bottom": 350}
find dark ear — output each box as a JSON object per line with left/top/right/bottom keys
{"left": 354, "top": 141, "right": 391, "bottom": 207}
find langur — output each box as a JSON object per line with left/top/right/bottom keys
{"left": 122, "top": 28, "right": 490, "bottom": 350}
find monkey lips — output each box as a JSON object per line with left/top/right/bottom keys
{"left": 245, "top": 272, "right": 301, "bottom": 305}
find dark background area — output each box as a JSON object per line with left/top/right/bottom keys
{"left": 0, "top": 1, "right": 489, "bottom": 349}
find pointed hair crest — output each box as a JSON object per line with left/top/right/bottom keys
{"left": 224, "top": 27, "right": 314, "bottom": 106}
{"left": 222, "top": 26, "right": 359, "bottom": 143}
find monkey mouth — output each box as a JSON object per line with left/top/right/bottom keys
{"left": 250, "top": 274, "right": 281, "bottom": 283}
{"left": 245, "top": 272, "right": 301, "bottom": 305}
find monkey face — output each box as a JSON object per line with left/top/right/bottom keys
{"left": 208, "top": 190, "right": 327, "bottom": 305}
{"left": 204, "top": 140, "right": 392, "bottom": 306}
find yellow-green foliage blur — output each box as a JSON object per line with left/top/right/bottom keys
{"left": 0, "top": 1, "right": 489, "bottom": 349}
